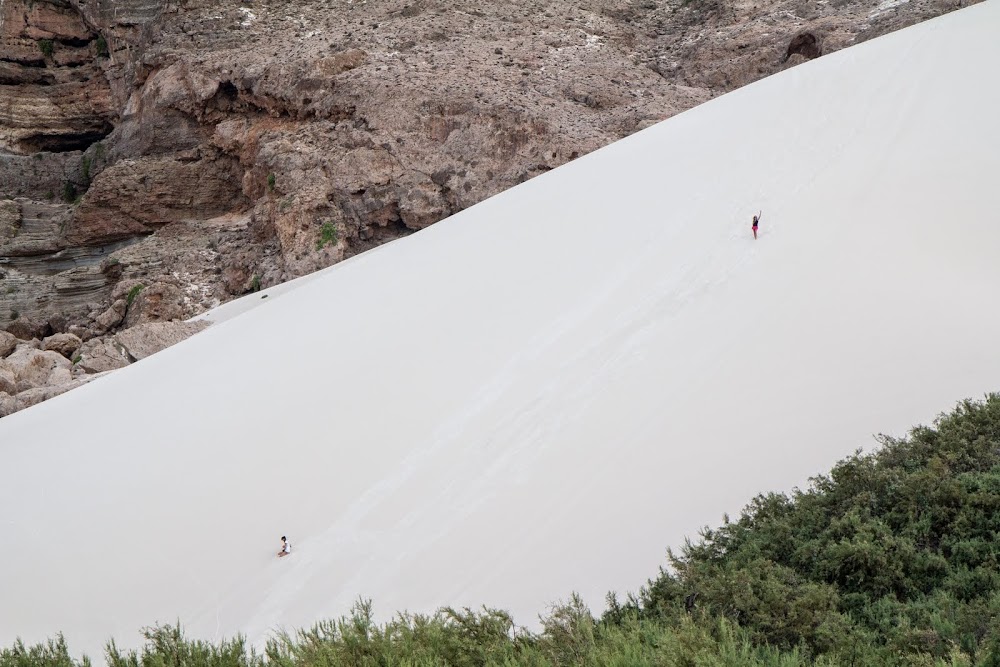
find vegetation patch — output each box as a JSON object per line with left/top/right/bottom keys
{"left": 316, "top": 221, "right": 338, "bottom": 250}
{"left": 37, "top": 39, "right": 54, "bottom": 58}
{"left": 126, "top": 284, "right": 144, "bottom": 307}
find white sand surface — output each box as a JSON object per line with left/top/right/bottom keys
{"left": 2, "top": 2, "right": 999, "bottom": 659}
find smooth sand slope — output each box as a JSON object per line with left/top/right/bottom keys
{"left": 2, "top": 2, "right": 999, "bottom": 658}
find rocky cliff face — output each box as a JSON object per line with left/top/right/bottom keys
{"left": 0, "top": 0, "right": 972, "bottom": 413}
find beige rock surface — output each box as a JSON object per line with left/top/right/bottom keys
{"left": 4, "top": 345, "right": 72, "bottom": 392}
{"left": 0, "top": 318, "right": 209, "bottom": 417}
{"left": 42, "top": 333, "right": 83, "bottom": 359}
{"left": 76, "top": 337, "right": 130, "bottom": 374}
{"left": 115, "top": 321, "right": 210, "bottom": 361}
{"left": 0, "top": 332, "right": 18, "bottom": 358}
{"left": 0, "top": 364, "right": 16, "bottom": 395}
{"left": 0, "top": 392, "right": 15, "bottom": 418}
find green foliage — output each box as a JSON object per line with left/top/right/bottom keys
{"left": 8, "top": 310, "right": 18, "bottom": 321}
{"left": 62, "top": 181, "right": 76, "bottom": 203}
{"left": 316, "top": 222, "right": 337, "bottom": 250}
{"left": 635, "top": 395, "right": 1000, "bottom": 663}
{"left": 94, "top": 35, "right": 108, "bottom": 57}
{"left": 126, "top": 284, "right": 144, "bottom": 307}
{"left": 250, "top": 275, "right": 261, "bottom": 293}
{"left": 266, "top": 173, "right": 276, "bottom": 192}
{"left": 0, "top": 635, "right": 88, "bottom": 667}
{"left": 105, "top": 624, "right": 253, "bottom": 667}
{"left": 38, "top": 39, "right": 54, "bottom": 58}
{"left": 71, "top": 355, "right": 82, "bottom": 365}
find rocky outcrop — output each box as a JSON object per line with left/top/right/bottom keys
{"left": 0, "top": 0, "right": 115, "bottom": 154}
{"left": 42, "top": 332, "right": 82, "bottom": 358}
{"left": 115, "top": 320, "right": 208, "bottom": 361}
{"left": 2, "top": 345, "right": 72, "bottom": 392}
{"left": 0, "top": 331, "right": 17, "bottom": 358}
{"left": 74, "top": 337, "right": 129, "bottom": 374}
{"left": 0, "top": 318, "right": 209, "bottom": 417}
{"left": 67, "top": 152, "right": 247, "bottom": 245}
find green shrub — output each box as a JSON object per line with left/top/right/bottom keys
{"left": 635, "top": 395, "right": 1000, "bottom": 662}
{"left": 126, "top": 284, "right": 144, "bottom": 307}
{"left": 266, "top": 173, "right": 276, "bottom": 192}
{"left": 62, "top": 181, "right": 76, "bottom": 203}
{"left": 94, "top": 35, "right": 108, "bottom": 57}
{"left": 38, "top": 39, "right": 54, "bottom": 58}
{"left": 316, "top": 221, "right": 337, "bottom": 250}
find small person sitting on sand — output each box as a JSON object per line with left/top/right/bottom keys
{"left": 278, "top": 536, "right": 291, "bottom": 558}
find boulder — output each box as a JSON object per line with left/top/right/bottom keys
{"left": 115, "top": 320, "right": 209, "bottom": 361}
{"left": 0, "top": 331, "right": 17, "bottom": 358}
{"left": 0, "top": 392, "right": 15, "bottom": 418}
{"left": 3, "top": 345, "right": 72, "bottom": 391}
{"left": 123, "top": 282, "right": 187, "bottom": 328}
{"left": 93, "top": 299, "right": 127, "bottom": 334}
{"left": 3, "top": 316, "right": 50, "bottom": 341}
{"left": 12, "top": 384, "right": 79, "bottom": 412}
{"left": 42, "top": 332, "right": 83, "bottom": 359}
{"left": 0, "top": 362, "right": 15, "bottom": 394}
{"left": 76, "top": 337, "right": 129, "bottom": 374}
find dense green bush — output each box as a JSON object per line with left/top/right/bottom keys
{"left": 3, "top": 395, "right": 998, "bottom": 666}
{"left": 633, "top": 395, "right": 1000, "bottom": 663}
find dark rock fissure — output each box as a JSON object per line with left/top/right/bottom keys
{"left": 17, "top": 126, "right": 114, "bottom": 154}
{"left": 784, "top": 31, "right": 823, "bottom": 61}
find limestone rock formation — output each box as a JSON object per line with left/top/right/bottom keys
{"left": 2, "top": 345, "right": 71, "bottom": 392}
{"left": 115, "top": 321, "right": 209, "bottom": 361}
{"left": 75, "top": 337, "right": 129, "bottom": 374}
{"left": 42, "top": 332, "right": 82, "bottom": 359}
{"left": 0, "top": 0, "right": 114, "bottom": 154}
{"left": 0, "top": 319, "right": 209, "bottom": 416}
{"left": 0, "top": 331, "right": 17, "bottom": 358}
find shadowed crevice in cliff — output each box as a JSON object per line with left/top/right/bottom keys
{"left": 343, "top": 213, "right": 415, "bottom": 260}
{"left": 784, "top": 31, "right": 823, "bottom": 62}
{"left": 16, "top": 125, "right": 114, "bottom": 153}
{"left": 202, "top": 76, "right": 360, "bottom": 122}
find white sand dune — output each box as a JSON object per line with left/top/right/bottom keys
{"left": 2, "top": 2, "right": 1000, "bottom": 659}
